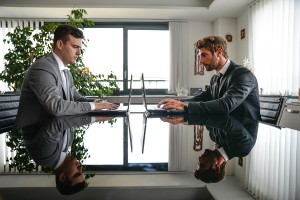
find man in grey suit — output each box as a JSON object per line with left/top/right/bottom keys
{"left": 22, "top": 115, "right": 113, "bottom": 195}
{"left": 15, "top": 24, "right": 118, "bottom": 128}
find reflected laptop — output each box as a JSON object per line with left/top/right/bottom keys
{"left": 89, "top": 75, "right": 133, "bottom": 116}
{"left": 140, "top": 113, "right": 148, "bottom": 154}
{"left": 140, "top": 73, "right": 185, "bottom": 116}
{"left": 125, "top": 115, "right": 133, "bottom": 152}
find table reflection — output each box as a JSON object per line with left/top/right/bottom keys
{"left": 5, "top": 113, "right": 259, "bottom": 175}
{"left": 2, "top": 111, "right": 300, "bottom": 199}
{"left": 83, "top": 114, "right": 169, "bottom": 171}
{"left": 20, "top": 115, "right": 114, "bottom": 195}
{"left": 181, "top": 115, "right": 258, "bottom": 183}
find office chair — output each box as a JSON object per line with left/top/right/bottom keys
{"left": 259, "top": 95, "right": 287, "bottom": 127}
{"left": 0, "top": 92, "right": 20, "bottom": 133}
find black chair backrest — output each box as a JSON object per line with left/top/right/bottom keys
{"left": 259, "top": 95, "right": 287, "bottom": 127}
{"left": 0, "top": 92, "right": 20, "bottom": 133}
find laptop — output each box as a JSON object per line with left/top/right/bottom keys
{"left": 140, "top": 73, "right": 185, "bottom": 117}
{"left": 89, "top": 74, "right": 133, "bottom": 116}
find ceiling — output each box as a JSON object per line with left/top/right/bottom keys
{"left": 0, "top": 0, "right": 255, "bottom": 21}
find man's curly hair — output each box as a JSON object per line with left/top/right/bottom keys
{"left": 193, "top": 162, "right": 226, "bottom": 183}
{"left": 194, "top": 36, "right": 228, "bottom": 59}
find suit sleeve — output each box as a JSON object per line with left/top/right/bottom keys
{"left": 187, "top": 70, "right": 257, "bottom": 115}
{"left": 41, "top": 115, "right": 92, "bottom": 143}
{"left": 28, "top": 66, "right": 92, "bottom": 116}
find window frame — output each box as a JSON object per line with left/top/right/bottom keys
{"left": 84, "top": 22, "right": 169, "bottom": 95}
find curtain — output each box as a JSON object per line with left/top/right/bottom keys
{"left": 246, "top": 1, "right": 300, "bottom": 198}
{"left": 169, "top": 21, "right": 189, "bottom": 93}
{"left": 249, "top": 0, "right": 300, "bottom": 96}
{"left": 168, "top": 124, "right": 189, "bottom": 171}
{"left": 244, "top": 124, "right": 300, "bottom": 200}
{"left": 0, "top": 19, "right": 44, "bottom": 92}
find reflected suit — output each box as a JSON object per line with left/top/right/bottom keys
{"left": 22, "top": 115, "right": 92, "bottom": 169}
{"left": 186, "top": 114, "right": 259, "bottom": 159}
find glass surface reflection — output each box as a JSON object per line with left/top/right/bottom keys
{"left": 82, "top": 114, "right": 169, "bottom": 171}
{"left": 4, "top": 114, "right": 259, "bottom": 175}
{"left": 2, "top": 113, "right": 259, "bottom": 196}
{"left": 161, "top": 114, "right": 259, "bottom": 183}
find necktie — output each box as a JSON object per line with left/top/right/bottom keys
{"left": 213, "top": 73, "right": 223, "bottom": 98}
{"left": 62, "top": 69, "right": 69, "bottom": 100}
{"left": 62, "top": 129, "right": 69, "bottom": 152}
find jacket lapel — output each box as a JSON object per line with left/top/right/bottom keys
{"left": 48, "top": 53, "right": 68, "bottom": 100}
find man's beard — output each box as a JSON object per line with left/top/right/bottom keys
{"left": 204, "top": 56, "right": 219, "bottom": 71}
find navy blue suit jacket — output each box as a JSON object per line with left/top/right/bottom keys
{"left": 186, "top": 61, "right": 261, "bottom": 120}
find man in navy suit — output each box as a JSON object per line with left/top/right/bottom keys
{"left": 158, "top": 36, "right": 261, "bottom": 120}
{"left": 189, "top": 115, "right": 258, "bottom": 183}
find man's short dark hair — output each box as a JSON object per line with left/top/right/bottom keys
{"left": 194, "top": 36, "right": 228, "bottom": 59}
{"left": 55, "top": 173, "right": 88, "bottom": 195}
{"left": 53, "top": 24, "right": 84, "bottom": 49}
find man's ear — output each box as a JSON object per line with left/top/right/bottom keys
{"left": 56, "top": 40, "right": 64, "bottom": 50}
{"left": 216, "top": 48, "right": 223, "bottom": 57}
{"left": 58, "top": 172, "right": 66, "bottom": 182}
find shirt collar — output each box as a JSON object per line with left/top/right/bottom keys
{"left": 54, "top": 152, "right": 67, "bottom": 169}
{"left": 52, "top": 52, "right": 68, "bottom": 71}
{"left": 216, "top": 59, "right": 230, "bottom": 76}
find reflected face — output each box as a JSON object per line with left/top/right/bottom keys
{"left": 199, "top": 48, "right": 220, "bottom": 72}
{"left": 58, "top": 35, "right": 82, "bottom": 66}
{"left": 63, "top": 156, "right": 84, "bottom": 186}
{"left": 197, "top": 149, "right": 218, "bottom": 171}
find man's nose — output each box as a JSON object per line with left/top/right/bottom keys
{"left": 200, "top": 57, "right": 205, "bottom": 64}
{"left": 78, "top": 165, "right": 83, "bottom": 172}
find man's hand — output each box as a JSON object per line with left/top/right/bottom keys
{"left": 157, "top": 98, "right": 184, "bottom": 111}
{"left": 160, "top": 116, "right": 184, "bottom": 125}
{"left": 95, "top": 100, "right": 119, "bottom": 110}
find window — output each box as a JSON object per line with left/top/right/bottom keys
{"left": 82, "top": 22, "right": 170, "bottom": 95}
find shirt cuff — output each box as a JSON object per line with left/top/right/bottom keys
{"left": 91, "top": 116, "right": 96, "bottom": 123}
{"left": 218, "top": 147, "right": 229, "bottom": 161}
{"left": 89, "top": 102, "right": 95, "bottom": 110}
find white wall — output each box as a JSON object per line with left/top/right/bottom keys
{"left": 187, "top": 21, "right": 214, "bottom": 91}
{"left": 186, "top": 18, "right": 242, "bottom": 92}
{"left": 234, "top": 10, "right": 250, "bottom": 184}
{"left": 213, "top": 18, "right": 237, "bottom": 62}
{"left": 236, "top": 11, "right": 249, "bottom": 65}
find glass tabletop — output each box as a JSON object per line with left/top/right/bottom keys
{"left": 1, "top": 113, "right": 259, "bottom": 174}
{"left": 1, "top": 112, "right": 299, "bottom": 199}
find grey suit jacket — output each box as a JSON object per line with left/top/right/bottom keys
{"left": 22, "top": 115, "right": 92, "bottom": 169}
{"left": 15, "top": 53, "right": 95, "bottom": 128}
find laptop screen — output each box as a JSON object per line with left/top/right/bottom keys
{"left": 140, "top": 73, "right": 148, "bottom": 111}
{"left": 126, "top": 74, "right": 133, "bottom": 112}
